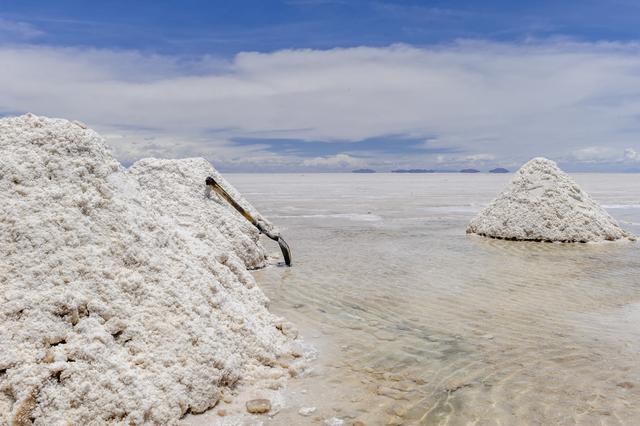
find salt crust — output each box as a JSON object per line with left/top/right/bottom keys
{"left": 0, "top": 114, "right": 296, "bottom": 425}
{"left": 467, "top": 157, "right": 635, "bottom": 242}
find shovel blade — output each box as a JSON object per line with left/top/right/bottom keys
{"left": 277, "top": 236, "right": 292, "bottom": 267}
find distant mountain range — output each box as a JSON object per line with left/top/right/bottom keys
{"left": 391, "top": 168, "right": 436, "bottom": 173}
{"left": 355, "top": 167, "right": 511, "bottom": 173}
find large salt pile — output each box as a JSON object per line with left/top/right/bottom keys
{"left": 0, "top": 114, "right": 298, "bottom": 425}
{"left": 467, "top": 157, "right": 635, "bottom": 242}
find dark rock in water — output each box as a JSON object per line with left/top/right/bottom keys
{"left": 460, "top": 169, "right": 480, "bottom": 173}
{"left": 489, "top": 167, "right": 509, "bottom": 173}
{"left": 352, "top": 168, "right": 376, "bottom": 173}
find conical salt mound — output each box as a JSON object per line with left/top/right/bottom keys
{"left": 467, "top": 157, "right": 635, "bottom": 242}
{"left": 0, "top": 114, "right": 300, "bottom": 425}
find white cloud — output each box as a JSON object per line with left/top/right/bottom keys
{"left": 1, "top": 41, "right": 640, "bottom": 170}
{"left": 569, "top": 146, "right": 620, "bottom": 162}
{"left": 463, "top": 153, "right": 495, "bottom": 162}
{"left": 562, "top": 145, "right": 640, "bottom": 168}
{"left": 302, "top": 153, "right": 364, "bottom": 168}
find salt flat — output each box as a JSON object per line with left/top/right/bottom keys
{"left": 220, "top": 172, "right": 640, "bottom": 425}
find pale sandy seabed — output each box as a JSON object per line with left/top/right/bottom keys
{"left": 186, "top": 173, "right": 640, "bottom": 426}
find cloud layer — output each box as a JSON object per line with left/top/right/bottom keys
{"left": 1, "top": 41, "right": 640, "bottom": 171}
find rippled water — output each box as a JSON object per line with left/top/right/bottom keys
{"left": 229, "top": 173, "right": 640, "bottom": 425}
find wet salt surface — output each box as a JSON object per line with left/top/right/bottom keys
{"left": 224, "top": 173, "right": 640, "bottom": 425}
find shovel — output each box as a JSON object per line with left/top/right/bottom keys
{"left": 206, "top": 176, "right": 292, "bottom": 266}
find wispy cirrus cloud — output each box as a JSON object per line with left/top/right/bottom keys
{"left": 0, "top": 18, "right": 43, "bottom": 40}
{"left": 1, "top": 41, "right": 640, "bottom": 171}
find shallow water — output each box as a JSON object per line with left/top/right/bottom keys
{"left": 229, "top": 173, "right": 640, "bottom": 425}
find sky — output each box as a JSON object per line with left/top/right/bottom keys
{"left": 1, "top": 0, "right": 640, "bottom": 172}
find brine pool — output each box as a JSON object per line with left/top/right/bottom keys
{"left": 196, "top": 173, "right": 640, "bottom": 425}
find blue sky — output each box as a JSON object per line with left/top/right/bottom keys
{"left": 1, "top": 1, "right": 640, "bottom": 171}
{"left": 4, "top": 0, "right": 640, "bottom": 54}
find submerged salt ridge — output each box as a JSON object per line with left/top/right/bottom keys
{"left": 467, "top": 157, "right": 635, "bottom": 242}
{"left": 0, "top": 114, "right": 299, "bottom": 425}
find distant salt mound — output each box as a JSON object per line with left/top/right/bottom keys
{"left": 0, "top": 114, "right": 298, "bottom": 425}
{"left": 467, "top": 157, "right": 635, "bottom": 242}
